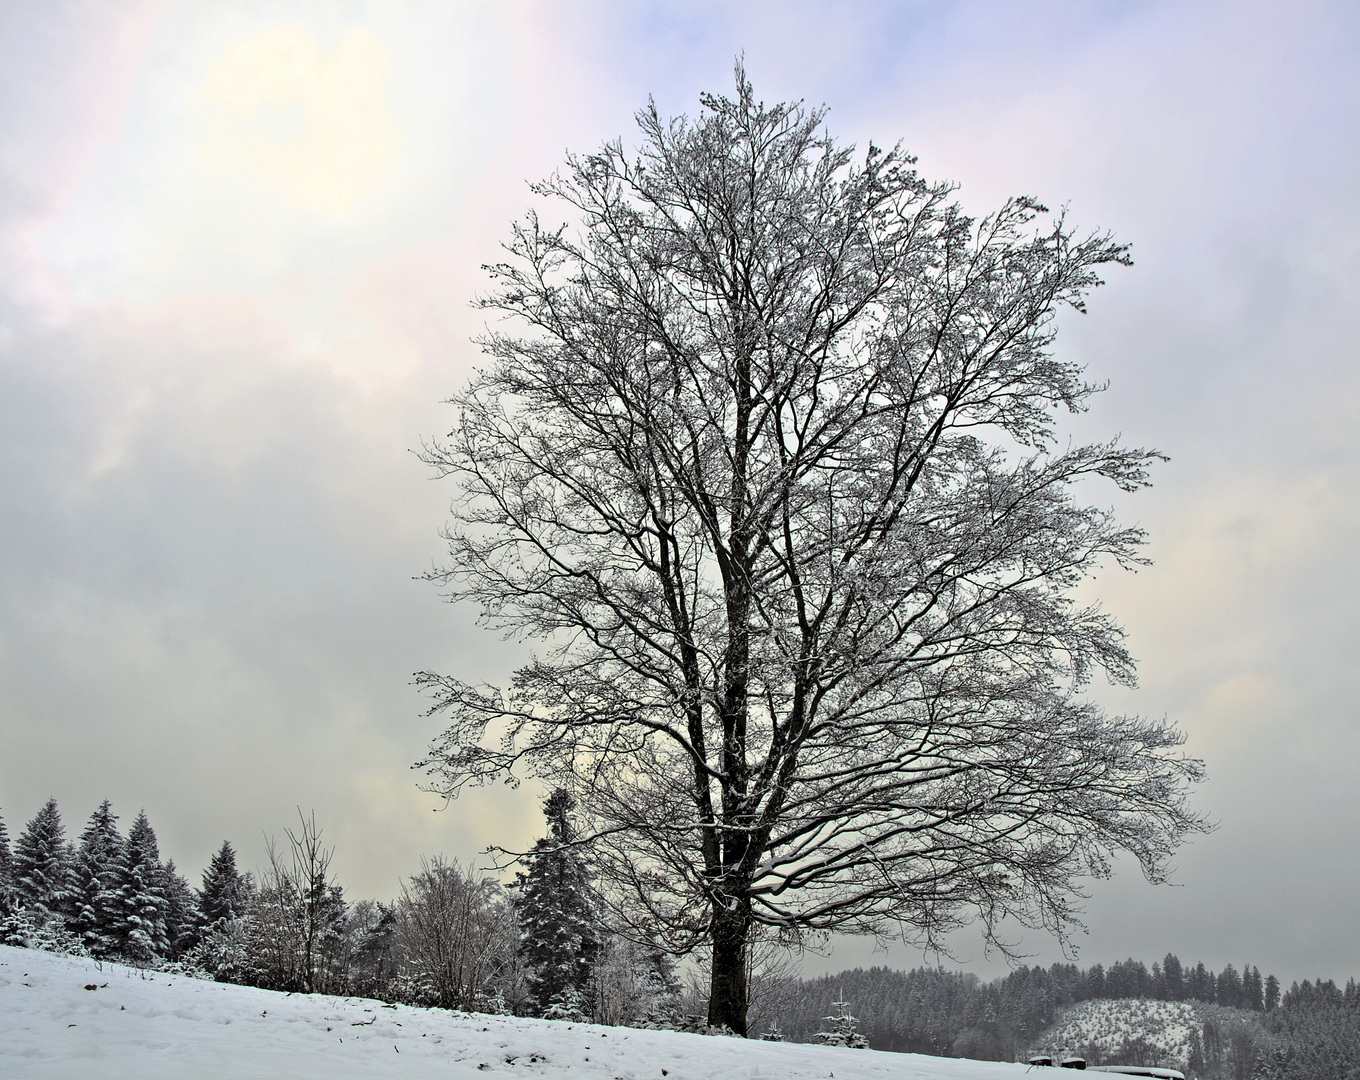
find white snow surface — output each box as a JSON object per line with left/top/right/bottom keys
{"left": 1, "top": 945, "right": 1033, "bottom": 1080}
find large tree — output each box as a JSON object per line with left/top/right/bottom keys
{"left": 419, "top": 68, "right": 1206, "bottom": 1034}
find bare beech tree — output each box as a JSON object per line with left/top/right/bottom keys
{"left": 418, "top": 66, "right": 1207, "bottom": 1035}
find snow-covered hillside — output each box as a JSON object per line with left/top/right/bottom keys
{"left": 0, "top": 945, "right": 1032, "bottom": 1080}
{"left": 1031, "top": 997, "right": 1197, "bottom": 1068}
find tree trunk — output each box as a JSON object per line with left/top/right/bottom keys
{"left": 707, "top": 897, "right": 752, "bottom": 1035}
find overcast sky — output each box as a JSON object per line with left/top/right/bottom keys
{"left": 2, "top": 0, "right": 1357, "bottom": 988}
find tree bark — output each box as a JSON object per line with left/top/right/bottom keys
{"left": 707, "top": 896, "right": 752, "bottom": 1035}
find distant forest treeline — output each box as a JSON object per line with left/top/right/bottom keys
{"left": 3, "top": 795, "right": 1357, "bottom": 1079}
{"left": 775, "top": 956, "right": 1283, "bottom": 1054}
{"left": 771, "top": 962, "right": 1360, "bottom": 1061}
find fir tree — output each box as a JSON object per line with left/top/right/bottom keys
{"left": 633, "top": 932, "right": 683, "bottom": 1025}
{"left": 13, "top": 797, "right": 74, "bottom": 920}
{"left": 1265, "top": 973, "right": 1281, "bottom": 1012}
{"left": 1218, "top": 962, "right": 1244, "bottom": 1008}
{"left": 0, "top": 808, "right": 13, "bottom": 912}
{"left": 108, "top": 810, "right": 170, "bottom": 962}
{"left": 1245, "top": 963, "right": 1265, "bottom": 1011}
{"left": 515, "top": 788, "right": 601, "bottom": 1014}
{"left": 162, "top": 860, "right": 200, "bottom": 959}
{"left": 70, "top": 800, "right": 125, "bottom": 955}
{"left": 1162, "top": 953, "right": 1185, "bottom": 1001}
{"left": 199, "top": 841, "right": 251, "bottom": 929}
{"left": 814, "top": 995, "right": 869, "bottom": 1048}
{"left": 350, "top": 900, "right": 400, "bottom": 997}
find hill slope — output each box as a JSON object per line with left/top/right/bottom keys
{"left": 1031, "top": 998, "right": 1198, "bottom": 1068}
{"left": 0, "top": 945, "right": 1031, "bottom": 1080}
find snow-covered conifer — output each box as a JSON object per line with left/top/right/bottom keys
{"left": 349, "top": 899, "right": 399, "bottom": 997}
{"left": 108, "top": 810, "right": 170, "bottom": 962}
{"left": 515, "top": 788, "right": 601, "bottom": 1014}
{"left": 163, "top": 860, "right": 200, "bottom": 958}
{"left": 0, "top": 808, "right": 14, "bottom": 911}
{"left": 70, "top": 800, "right": 124, "bottom": 955}
{"left": 814, "top": 996, "right": 868, "bottom": 1048}
{"left": 591, "top": 930, "right": 683, "bottom": 1027}
{"left": 199, "top": 841, "right": 251, "bottom": 929}
{"left": 13, "top": 798, "right": 74, "bottom": 920}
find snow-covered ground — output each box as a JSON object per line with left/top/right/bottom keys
{"left": 0, "top": 945, "right": 1032, "bottom": 1080}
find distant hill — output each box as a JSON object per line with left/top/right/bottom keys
{"left": 1030, "top": 998, "right": 1200, "bottom": 1069}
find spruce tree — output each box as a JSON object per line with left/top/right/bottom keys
{"left": 1218, "top": 963, "right": 1244, "bottom": 1008}
{"left": 109, "top": 810, "right": 170, "bottom": 962}
{"left": 1245, "top": 964, "right": 1265, "bottom": 1011}
{"left": 199, "top": 841, "right": 251, "bottom": 929}
{"left": 162, "top": 860, "right": 200, "bottom": 959}
{"left": 0, "top": 808, "right": 13, "bottom": 912}
{"left": 1163, "top": 952, "right": 1185, "bottom": 1001}
{"left": 631, "top": 931, "right": 683, "bottom": 1025}
{"left": 516, "top": 788, "right": 601, "bottom": 1014}
{"left": 70, "top": 800, "right": 125, "bottom": 955}
{"left": 814, "top": 996, "right": 869, "bottom": 1048}
{"left": 350, "top": 900, "right": 399, "bottom": 997}
{"left": 13, "top": 797, "right": 74, "bottom": 920}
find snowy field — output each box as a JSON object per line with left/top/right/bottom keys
{"left": 0, "top": 944, "right": 1034, "bottom": 1080}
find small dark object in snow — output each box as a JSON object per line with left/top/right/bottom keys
{"left": 394, "top": 1046, "right": 399, "bottom": 1053}
{"left": 68, "top": 1023, "right": 76, "bottom": 1027}
{"left": 120, "top": 1006, "right": 125, "bottom": 1011}
{"left": 84, "top": 983, "right": 98, "bottom": 990}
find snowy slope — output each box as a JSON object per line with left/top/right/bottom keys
{"left": 0, "top": 945, "right": 1032, "bottom": 1080}
{"left": 1030, "top": 998, "right": 1197, "bottom": 1068}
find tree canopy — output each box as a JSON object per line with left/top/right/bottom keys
{"left": 419, "top": 66, "right": 1207, "bottom": 1034}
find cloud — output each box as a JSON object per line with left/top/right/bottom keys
{"left": 197, "top": 25, "right": 400, "bottom": 215}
